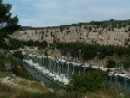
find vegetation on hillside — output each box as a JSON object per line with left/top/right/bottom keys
{"left": 0, "top": 51, "right": 34, "bottom": 80}
{"left": 107, "top": 60, "right": 117, "bottom": 68}
{"left": 1, "top": 37, "right": 130, "bottom": 69}
{"left": 66, "top": 69, "right": 108, "bottom": 93}
{"left": 65, "top": 68, "right": 130, "bottom": 97}
{"left": 0, "top": 81, "right": 129, "bottom": 98}
{"left": 20, "top": 19, "right": 130, "bottom": 30}
{"left": 56, "top": 43, "right": 130, "bottom": 57}
{"left": 2, "top": 38, "right": 130, "bottom": 60}
{"left": 13, "top": 50, "right": 23, "bottom": 59}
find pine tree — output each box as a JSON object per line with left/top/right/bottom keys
{"left": 0, "top": 0, "right": 20, "bottom": 36}
{"left": 0, "top": 0, "right": 20, "bottom": 49}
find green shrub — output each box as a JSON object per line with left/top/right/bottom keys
{"left": 66, "top": 69, "right": 108, "bottom": 93}
{"left": 107, "top": 60, "right": 116, "bottom": 68}
{"left": 13, "top": 51, "right": 23, "bottom": 59}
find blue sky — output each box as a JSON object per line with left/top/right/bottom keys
{"left": 4, "top": 0, "right": 130, "bottom": 27}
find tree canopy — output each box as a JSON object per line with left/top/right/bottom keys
{"left": 0, "top": 0, "right": 19, "bottom": 36}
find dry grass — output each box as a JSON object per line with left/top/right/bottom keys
{"left": 0, "top": 73, "right": 129, "bottom": 98}
{"left": 85, "top": 87, "right": 130, "bottom": 98}
{"left": 0, "top": 85, "right": 129, "bottom": 98}
{"left": 0, "top": 74, "right": 48, "bottom": 98}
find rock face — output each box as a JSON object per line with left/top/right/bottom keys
{"left": 11, "top": 24, "right": 130, "bottom": 46}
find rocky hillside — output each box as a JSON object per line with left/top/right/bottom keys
{"left": 11, "top": 19, "right": 130, "bottom": 46}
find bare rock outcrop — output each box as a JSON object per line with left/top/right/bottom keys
{"left": 11, "top": 24, "right": 130, "bottom": 46}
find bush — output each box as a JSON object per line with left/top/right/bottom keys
{"left": 107, "top": 60, "right": 116, "bottom": 68}
{"left": 0, "top": 61, "right": 6, "bottom": 69}
{"left": 122, "top": 57, "right": 130, "bottom": 69}
{"left": 13, "top": 51, "right": 23, "bottom": 59}
{"left": 66, "top": 69, "right": 108, "bottom": 93}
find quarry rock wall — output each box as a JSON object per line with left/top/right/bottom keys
{"left": 12, "top": 24, "right": 130, "bottom": 46}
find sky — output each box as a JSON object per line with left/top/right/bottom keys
{"left": 4, "top": 0, "right": 130, "bottom": 27}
